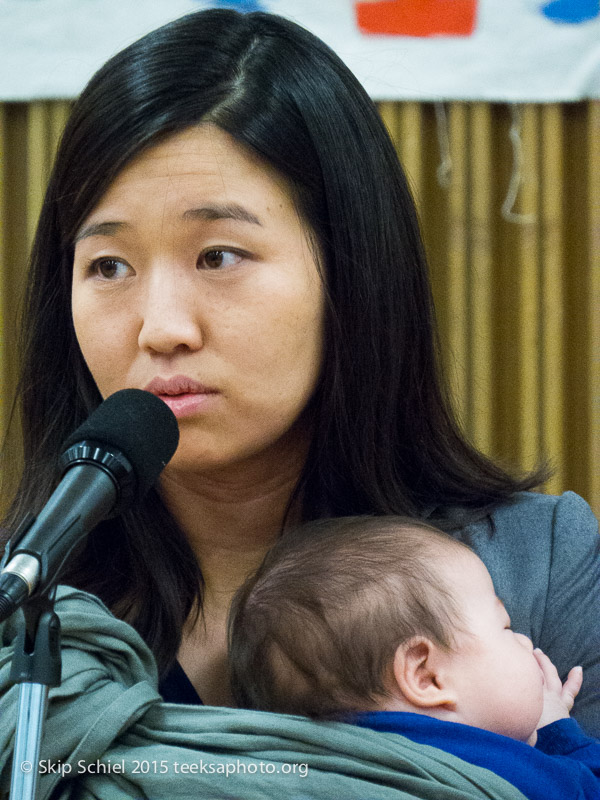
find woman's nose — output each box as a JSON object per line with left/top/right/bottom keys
{"left": 137, "top": 272, "right": 204, "bottom": 354}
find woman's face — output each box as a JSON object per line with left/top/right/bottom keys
{"left": 72, "top": 125, "right": 325, "bottom": 474}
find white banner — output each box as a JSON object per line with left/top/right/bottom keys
{"left": 0, "top": 0, "right": 599, "bottom": 101}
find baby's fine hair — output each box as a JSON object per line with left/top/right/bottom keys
{"left": 228, "top": 516, "right": 472, "bottom": 717}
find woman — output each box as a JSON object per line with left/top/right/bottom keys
{"left": 1, "top": 7, "right": 598, "bottom": 732}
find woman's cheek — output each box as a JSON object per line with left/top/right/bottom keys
{"left": 71, "top": 291, "right": 131, "bottom": 398}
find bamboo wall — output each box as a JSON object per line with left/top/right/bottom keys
{"left": 0, "top": 100, "right": 598, "bottom": 515}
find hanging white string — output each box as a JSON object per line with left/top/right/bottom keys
{"left": 434, "top": 102, "right": 452, "bottom": 188}
{"left": 502, "top": 104, "right": 536, "bottom": 224}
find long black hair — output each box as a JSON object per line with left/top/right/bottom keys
{"left": 1, "top": 9, "right": 544, "bottom": 674}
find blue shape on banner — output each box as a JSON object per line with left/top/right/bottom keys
{"left": 202, "top": 0, "right": 267, "bottom": 10}
{"left": 541, "top": 0, "right": 600, "bottom": 23}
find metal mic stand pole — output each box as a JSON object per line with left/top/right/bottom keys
{"left": 8, "top": 590, "right": 61, "bottom": 800}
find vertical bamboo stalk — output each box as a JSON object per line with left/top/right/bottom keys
{"left": 0, "top": 105, "right": 7, "bottom": 436}
{"left": 49, "top": 100, "right": 71, "bottom": 159}
{"left": 469, "top": 103, "right": 493, "bottom": 454}
{"left": 540, "top": 104, "right": 564, "bottom": 495}
{"left": 397, "top": 102, "right": 423, "bottom": 209}
{"left": 515, "top": 105, "right": 542, "bottom": 471}
{"left": 446, "top": 102, "right": 470, "bottom": 429}
{"left": 588, "top": 100, "right": 600, "bottom": 516}
{"left": 378, "top": 101, "right": 397, "bottom": 141}
{"left": 26, "top": 102, "right": 49, "bottom": 249}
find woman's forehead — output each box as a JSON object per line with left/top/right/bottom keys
{"left": 78, "top": 125, "right": 297, "bottom": 232}
{"left": 110, "top": 126, "right": 284, "bottom": 193}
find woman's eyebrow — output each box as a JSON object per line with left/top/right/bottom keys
{"left": 74, "top": 203, "right": 262, "bottom": 244}
{"left": 183, "top": 203, "right": 262, "bottom": 226}
{"left": 74, "top": 220, "right": 130, "bottom": 243}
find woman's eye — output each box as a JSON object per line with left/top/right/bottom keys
{"left": 89, "top": 258, "right": 131, "bottom": 280}
{"left": 198, "top": 249, "right": 243, "bottom": 270}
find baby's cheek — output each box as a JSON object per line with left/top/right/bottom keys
{"left": 533, "top": 666, "right": 546, "bottom": 715}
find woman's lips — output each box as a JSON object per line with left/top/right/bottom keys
{"left": 144, "top": 375, "right": 219, "bottom": 418}
{"left": 144, "top": 375, "right": 217, "bottom": 395}
{"left": 157, "top": 393, "right": 216, "bottom": 418}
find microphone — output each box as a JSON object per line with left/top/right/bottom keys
{"left": 0, "top": 389, "right": 179, "bottom": 622}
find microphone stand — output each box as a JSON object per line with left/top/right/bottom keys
{"left": 8, "top": 590, "right": 61, "bottom": 800}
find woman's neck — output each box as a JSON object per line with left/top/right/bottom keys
{"left": 157, "top": 441, "right": 307, "bottom": 705}
{"left": 159, "top": 456, "right": 302, "bottom": 604}
{"left": 160, "top": 438, "right": 306, "bottom": 595}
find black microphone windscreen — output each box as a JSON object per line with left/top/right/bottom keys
{"left": 61, "top": 389, "right": 179, "bottom": 499}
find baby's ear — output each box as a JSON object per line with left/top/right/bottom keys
{"left": 392, "top": 637, "right": 457, "bottom": 710}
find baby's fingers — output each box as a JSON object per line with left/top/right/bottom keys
{"left": 533, "top": 648, "right": 562, "bottom": 691}
{"left": 561, "top": 666, "right": 583, "bottom": 711}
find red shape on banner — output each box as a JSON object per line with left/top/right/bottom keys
{"left": 355, "top": 0, "right": 478, "bottom": 37}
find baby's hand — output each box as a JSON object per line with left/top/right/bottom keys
{"left": 534, "top": 648, "right": 582, "bottom": 730}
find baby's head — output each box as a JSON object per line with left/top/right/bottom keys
{"left": 229, "top": 516, "right": 544, "bottom": 743}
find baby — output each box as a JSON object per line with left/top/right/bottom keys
{"left": 228, "top": 516, "right": 600, "bottom": 800}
